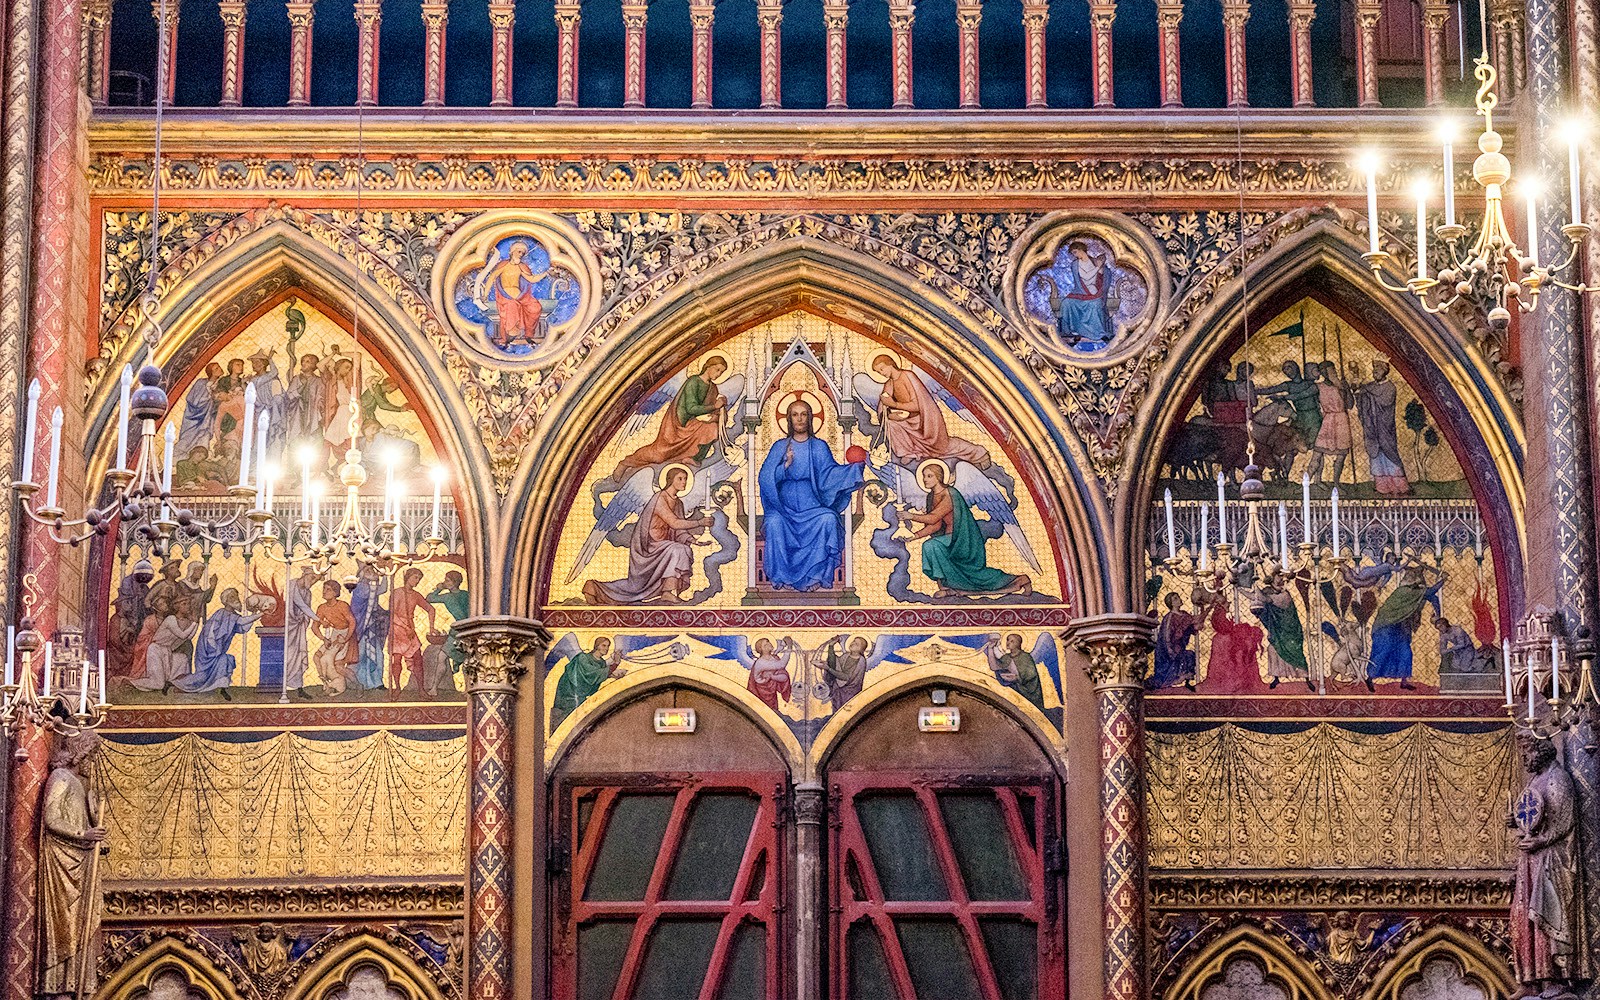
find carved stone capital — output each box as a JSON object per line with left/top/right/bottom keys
{"left": 1287, "top": 2, "right": 1315, "bottom": 28}
{"left": 794, "top": 781, "right": 826, "bottom": 825}
{"left": 218, "top": 0, "right": 247, "bottom": 27}
{"left": 1067, "top": 613, "right": 1156, "bottom": 690}
{"left": 554, "top": 2, "right": 583, "bottom": 27}
{"left": 285, "top": 1, "right": 314, "bottom": 29}
{"left": 353, "top": 0, "right": 382, "bottom": 28}
{"left": 1355, "top": 1, "right": 1381, "bottom": 28}
{"left": 488, "top": 2, "right": 516, "bottom": 29}
{"left": 1221, "top": 0, "right": 1251, "bottom": 27}
{"left": 824, "top": 3, "right": 850, "bottom": 30}
{"left": 456, "top": 616, "right": 551, "bottom": 694}
{"left": 955, "top": 4, "right": 983, "bottom": 28}
{"left": 889, "top": 3, "right": 916, "bottom": 30}
{"left": 1420, "top": 0, "right": 1450, "bottom": 26}
{"left": 82, "top": 0, "right": 113, "bottom": 28}
{"left": 420, "top": 1, "right": 449, "bottom": 28}
{"left": 1089, "top": 2, "right": 1117, "bottom": 28}
{"left": 690, "top": 3, "right": 716, "bottom": 27}
{"left": 1156, "top": 3, "right": 1183, "bottom": 28}
{"left": 1021, "top": 3, "right": 1050, "bottom": 29}
{"left": 622, "top": 3, "right": 649, "bottom": 29}
{"left": 757, "top": 3, "right": 784, "bottom": 27}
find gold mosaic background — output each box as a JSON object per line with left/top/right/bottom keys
{"left": 1146, "top": 722, "right": 1515, "bottom": 870}
{"left": 93, "top": 731, "right": 467, "bottom": 881}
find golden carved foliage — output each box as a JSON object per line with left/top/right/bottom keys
{"left": 94, "top": 731, "right": 467, "bottom": 882}
{"left": 1147, "top": 723, "right": 1515, "bottom": 870}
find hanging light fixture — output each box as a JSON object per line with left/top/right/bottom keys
{"left": 1358, "top": 41, "right": 1597, "bottom": 328}
{"left": 1500, "top": 611, "right": 1598, "bottom": 739}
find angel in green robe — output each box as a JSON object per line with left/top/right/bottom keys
{"left": 900, "top": 462, "right": 1032, "bottom": 598}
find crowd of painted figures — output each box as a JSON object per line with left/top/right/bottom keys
{"left": 107, "top": 557, "right": 469, "bottom": 700}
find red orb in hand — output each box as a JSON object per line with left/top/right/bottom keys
{"left": 845, "top": 444, "right": 869, "bottom": 465}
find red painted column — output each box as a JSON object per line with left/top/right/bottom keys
{"left": 1354, "top": 0, "right": 1381, "bottom": 107}
{"left": 489, "top": 1, "right": 515, "bottom": 106}
{"left": 690, "top": 2, "right": 715, "bottom": 108}
{"left": 1288, "top": 1, "right": 1315, "bottom": 106}
{"left": 151, "top": 0, "right": 179, "bottom": 104}
{"left": 824, "top": 1, "right": 848, "bottom": 108}
{"left": 1090, "top": 2, "right": 1116, "bottom": 107}
{"left": 218, "top": 0, "right": 246, "bottom": 106}
{"left": 83, "top": 0, "right": 112, "bottom": 105}
{"left": 1491, "top": 1, "right": 1525, "bottom": 96}
{"left": 354, "top": 0, "right": 382, "bottom": 105}
{"left": 622, "top": 2, "right": 648, "bottom": 108}
{"left": 1421, "top": 0, "right": 1450, "bottom": 105}
{"left": 1156, "top": 2, "right": 1182, "bottom": 106}
{"left": 1069, "top": 615, "right": 1155, "bottom": 1000}
{"left": 421, "top": 2, "right": 448, "bottom": 106}
{"left": 758, "top": 0, "right": 783, "bottom": 107}
{"left": 555, "top": 3, "right": 582, "bottom": 107}
{"left": 889, "top": 0, "right": 915, "bottom": 108}
{"left": 1022, "top": 3, "right": 1048, "bottom": 108}
{"left": 956, "top": 2, "right": 982, "bottom": 108}
{"left": 4, "top": 0, "right": 88, "bottom": 990}
{"left": 1222, "top": 0, "right": 1250, "bottom": 106}
{"left": 286, "top": 0, "right": 314, "bottom": 106}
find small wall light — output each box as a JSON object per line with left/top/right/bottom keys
{"left": 918, "top": 706, "right": 961, "bottom": 733}
{"left": 653, "top": 707, "right": 697, "bottom": 734}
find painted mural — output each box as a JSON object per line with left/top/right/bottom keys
{"left": 452, "top": 233, "right": 583, "bottom": 357}
{"left": 1021, "top": 234, "right": 1150, "bottom": 354}
{"left": 102, "top": 299, "right": 468, "bottom": 704}
{"left": 1147, "top": 298, "right": 1501, "bottom": 696}
{"left": 548, "top": 313, "right": 1064, "bottom": 609}
{"left": 544, "top": 629, "right": 1065, "bottom": 742}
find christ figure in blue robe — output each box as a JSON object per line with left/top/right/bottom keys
{"left": 758, "top": 400, "right": 865, "bottom": 591}
{"left": 173, "top": 588, "right": 261, "bottom": 695}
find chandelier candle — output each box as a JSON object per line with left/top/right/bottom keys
{"left": 45, "top": 407, "right": 63, "bottom": 510}
{"left": 253, "top": 412, "right": 269, "bottom": 507}
{"left": 1216, "top": 472, "right": 1228, "bottom": 546}
{"left": 1440, "top": 122, "right": 1457, "bottom": 227}
{"left": 41, "top": 641, "right": 51, "bottom": 699}
{"left": 4, "top": 626, "right": 12, "bottom": 688}
{"left": 1277, "top": 502, "right": 1289, "bottom": 570}
{"left": 1525, "top": 181, "right": 1541, "bottom": 266}
{"left": 115, "top": 365, "right": 132, "bottom": 471}
{"left": 1198, "top": 502, "right": 1210, "bottom": 569}
{"left": 1362, "top": 153, "right": 1381, "bottom": 254}
{"left": 237, "top": 383, "right": 257, "bottom": 489}
{"left": 429, "top": 467, "right": 445, "bottom": 541}
{"left": 1164, "top": 488, "right": 1176, "bottom": 560}
{"left": 1300, "top": 472, "right": 1311, "bottom": 543}
{"left": 1563, "top": 122, "right": 1583, "bottom": 225}
{"left": 1330, "top": 487, "right": 1341, "bottom": 558}
{"left": 1503, "top": 637, "right": 1513, "bottom": 704}
{"left": 20, "top": 380, "right": 38, "bottom": 484}
{"left": 1551, "top": 635, "right": 1560, "bottom": 701}
{"left": 1413, "top": 178, "right": 1429, "bottom": 280}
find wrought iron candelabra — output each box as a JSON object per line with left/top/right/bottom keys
{"left": 1500, "top": 610, "right": 1598, "bottom": 740}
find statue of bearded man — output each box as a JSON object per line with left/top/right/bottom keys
{"left": 1508, "top": 734, "right": 1590, "bottom": 999}
{"left": 38, "top": 731, "right": 105, "bottom": 999}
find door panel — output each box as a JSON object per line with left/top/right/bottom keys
{"left": 556, "top": 775, "right": 784, "bottom": 1000}
{"left": 832, "top": 775, "right": 1064, "bottom": 1000}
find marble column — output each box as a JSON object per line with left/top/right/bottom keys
{"left": 489, "top": 1, "right": 516, "bottom": 106}
{"left": 1021, "top": 2, "right": 1049, "bottom": 108}
{"left": 956, "top": 2, "right": 982, "bottom": 109}
{"left": 1353, "top": 0, "right": 1382, "bottom": 107}
{"left": 1156, "top": 2, "right": 1182, "bottom": 107}
{"left": 460, "top": 617, "right": 550, "bottom": 1000}
{"left": 151, "top": 0, "right": 179, "bottom": 105}
{"left": 555, "top": 3, "right": 582, "bottom": 107}
{"left": 286, "top": 0, "right": 315, "bottom": 106}
{"left": 757, "top": 0, "right": 783, "bottom": 107}
{"left": 1287, "top": 1, "right": 1315, "bottom": 107}
{"left": 421, "top": 2, "right": 448, "bottom": 107}
{"left": 82, "top": 0, "right": 112, "bottom": 105}
{"left": 218, "top": 0, "right": 246, "bottom": 106}
{"left": 1068, "top": 614, "right": 1155, "bottom": 1000}
{"left": 793, "top": 781, "right": 826, "bottom": 1000}
{"left": 1420, "top": 0, "right": 1450, "bottom": 105}
{"left": 622, "top": 2, "right": 648, "bottom": 108}
{"left": 824, "top": 1, "right": 849, "bottom": 108}
{"left": 1089, "top": 2, "right": 1116, "bottom": 107}
{"left": 889, "top": 0, "right": 915, "bottom": 109}
{"left": 1221, "top": 0, "right": 1250, "bottom": 107}
{"left": 690, "top": 2, "right": 715, "bottom": 108}
{"left": 354, "top": 0, "right": 382, "bottom": 105}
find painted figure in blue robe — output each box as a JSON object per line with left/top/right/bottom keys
{"left": 172, "top": 588, "right": 261, "bottom": 696}
{"left": 1366, "top": 563, "right": 1445, "bottom": 690}
{"left": 1041, "top": 241, "right": 1112, "bottom": 347}
{"left": 758, "top": 400, "right": 865, "bottom": 591}
{"left": 176, "top": 361, "right": 223, "bottom": 457}
{"left": 351, "top": 564, "right": 389, "bottom": 690}
{"left": 1149, "top": 592, "right": 1200, "bottom": 689}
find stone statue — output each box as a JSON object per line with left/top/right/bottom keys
{"left": 234, "top": 922, "right": 294, "bottom": 978}
{"left": 1508, "top": 734, "right": 1590, "bottom": 999}
{"left": 38, "top": 732, "right": 105, "bottom": 1000}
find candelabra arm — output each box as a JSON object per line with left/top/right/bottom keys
{"left": 1362, "top": 252, "right": 1416, "bottom": 293}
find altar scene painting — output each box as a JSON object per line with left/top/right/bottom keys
{"left": 546, "top": 312, "right": 1065, "bottom": 610}
{"left": 1147, "top": 298, "right": 1502, "bottom": 697}
{"left": 102, "top": 298, "right": 469, "bottom": 704}
{"left": 543, "top": 629, "right": 1065, "bottom": 740}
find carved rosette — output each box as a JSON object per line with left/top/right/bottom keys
{"left": 1069, "top": 614, "right": 1155, "bottom": 1000}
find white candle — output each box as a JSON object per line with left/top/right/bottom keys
{"left": 1441, "top": 131, "right": 1456, "bottom": 227}
{"left": 20, "top": 379, "right": 39, "bottom": 483}
{"left": 1331, "top": 487, "right": 1342, "bottom": 558}
{"left": 300, "top": 449, "right": 314, "bottom": 522}
{"left": 430, "top": 467, "right": 445, "bottom": 539}
{"left": 254, "top": 412, "right": 269, "bottom": 499}
{"left": 162, "top": 423, "right": 175, "bottom": 492}
{"left": 1551, "top": 635, "right": 1561, "bottom": 701}
{"left": 44, "top": 406, "right": 63, "bottom": 508}
{"left": 1527, "top": 641, "right": 1536, "bottom": 721}
{"left": 262, "top": 469, "right": 277, "bottom": 537}
{"left": 1414, "top": 177, "right": 1429, "bottom": 280}
{"left": 1199, "top": 502, "right": 1210, "bottom": 570}
{"left": 310, "top": 491, "right": 321, "bottom": 548}
{"left": 392, "top": 482, "right": 407, "bottom": 548}
{"left": 1363, "top": 153, "right": 1381, "bottom": 254}
{"left": 42, "top": 641, "right": 52, "bottom": 699}
{"left": 78, "top": 658, "right": 89, "bottom": 714}
{"left": 1474, "top": 524, "right": 1483, "bottom": 559}
{"left": 116, "top": 365, "right": 132, "bottom": 471}
{"left": 1566, "top": 125, "right": 1583, "bottom": 225}
{"left": 1216, "top": 472, "right": 1228, "bottom": 546}
{"left": 98, "top": 650, "right": 107, "bottom": 706}
{"left": 238, "top": 383, "right": 257, "bottom": 487}
{"left": 1164, "top": 488, "right": 1176, "bottom": 560}
{"left": 1502, "top": 637, "right": 1513, "bottom": 703}
{"left": 4, "top": 626, "right": 13, "bottom": 687}
{"left": 1301, "top": 472, "right": 1312, "bottom": 544}
{"left": 1526, "top": 183, "right": 1541, "bottom": 266}
{"left": 1278, "top": 501, "right": 1290, "bottom": 569}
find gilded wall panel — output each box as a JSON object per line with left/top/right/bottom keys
{"left": 1146, "top": 723, "right": 1515, "bottom": 871}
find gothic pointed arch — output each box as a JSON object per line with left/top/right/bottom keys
{"left": 1361, "top": 924, "right": 1514, "bottom": 1000}
{"left": 1163, "top": 924, "right": 1334, "bottom": 1000}
{"left": 98, "top": 934, "right": 250, "bottom": 1000}
{"left": 283, "top": 930, "right": 449, "bottom": 1000}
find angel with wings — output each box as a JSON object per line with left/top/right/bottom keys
{"left": 696, "top": 634, "right": 801, "bottom": 711}
{"left": 582, "top": 464, "right": 713, "bottom": 605}
{"left": 611, "top": 355, "right": 743, "bottom": 485}
{"left": 546, "top": 633, "right": 690, "bottom": 727}
{"left": 818, "top": 633, "right": 931, "bottom": 708}
{"left": 892, "top": 460, "right": 1035, "bottom": 598}
{"left": 854, "top": 355, "right": 992, "bottom": 470}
